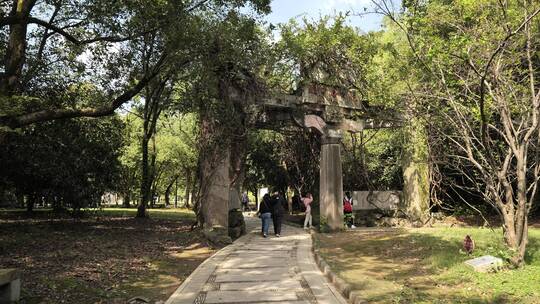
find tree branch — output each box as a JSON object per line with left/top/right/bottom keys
{"left": 478, "top": 7, "right": 540, "bottom": 140}
{"left": 1, "top": 15, "right": 155, "bottom": 45}
{"left": 0, "top": 53, "right": 170, "bottom": 128}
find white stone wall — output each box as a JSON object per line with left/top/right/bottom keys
{"left": 351, "top": 191, "right": 401, "bottom": 210}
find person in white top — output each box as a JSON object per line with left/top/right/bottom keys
{"left": 301, "top": 193, "right": 313, "bottom": 229}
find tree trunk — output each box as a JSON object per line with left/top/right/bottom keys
{"left": 26, "top": 193, "right": 35, "bottom": 213}
{"left": 136, "top": 57, "right": 166, "bottom": 217}
{"left": 52, "top": 195, "right": 62, "bottom": 212}
{"left": 502, "top": 206, "right": 520, "bottom": 265}
{"left": 150, "top": 188, "right": 156, "bottom": 208}
{"left": 190, "top": 187, "right": 197, "bottom": 211}
{"left": 505, "top": 155, "right": 529, "bottom": 267}
{"left": 138, "top": 134, "right": 150, "bottom": 218}
{"left": 149, "top": 135, "right": 158, "bottom": 208}
{"left": 165, "top": 187, "right": 170, "bottom": 206}
{"left": 16, "top": 190, "right": 24, "bottom": 208}
{"left": 123, "top": 192, "right": 131, "bottom": 208}
{"left": 184, "top": 168, "right": 192, "bottom": 208}
{"left": 45, "top": 193, "right": 53, "bottom": 208}
{"left": 1, "top": 0, "right": 34, "bottom": 94}
{"left": 287, "top": 188, "right": 293, "bottom": 214}
{"left": 254, "top": 190, "right": 258, "bottom": 211}
{"left": 165, "top": 176, "right": 177, "bottom": 206}
{"left": 174, "top": 177, "right": 178, "bottom": 208}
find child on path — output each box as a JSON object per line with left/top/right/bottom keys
{"left": 302, "top": 193, "right": 313, "bottom": 229}
{"left": 343, "top": 191, "right": 355, "bottom": 228}
{"left": 241, "top": 192, "right": 249, "bottom": 211}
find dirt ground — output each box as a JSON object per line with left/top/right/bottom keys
{"left": 0, "top": 212, "right": 215, "bottom": 303}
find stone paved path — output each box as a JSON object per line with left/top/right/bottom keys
{"left": 165, "top": 216, "right": 347, "bottom": 304}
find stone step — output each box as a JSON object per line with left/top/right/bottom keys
{"left": 215, "top": 272, "right": 294, "bottom": 283}
{"left": 240, "top": 245, "right": 293, "bottom": 251}
{"left": 229, "top": 250, "right": 292, "bottom": 257}
{"left": 219, "top": 279, "right": 303, "bottom": 291}
{"left": 205, "top": 290, "right": 299, "bottom": 303}
{"left": 215, "top": 267, "right": 293, "bottom": 276}
{"left": 244, "top": 302, "right": 310, "bottom": 304}
{"left": 220, "top": 257, "right": 293, "bottom": 269}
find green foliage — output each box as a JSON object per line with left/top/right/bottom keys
{"left": 374, "top": 1, "right": 540, "bottom": 216}
{"left": 153, "top": 113, "right": 199, "bottom": 196}
{"left": 118, "top": 112, "right": 199, "bottom": 206}
{"left": 244, "top": 130, "right": 289, "bottom": 194}
{"left": 0, "top": 116, "right": 124, "bottom": 210}
{"left": 0, "top": 0, "right": 271, "bottom": 127}
{"left": 117, "top": 113, "right": 143, "bottom": 204}
{"left": 342, "top": 129, "right": 403, "bottom": 191}
{"left": 269, "top": 15, "right": 379, "bottom": 97}
{"left": 1, "top": 0, "right": 272, "bottom": 213}
{"left": 244, "top": 129, "right": 320, "bottom": 195}
{"left": 319, "top": 216, "right": 330, "bottom": 233}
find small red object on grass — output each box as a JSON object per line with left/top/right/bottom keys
{"left": 463, "top": 235, "right": 475, "bottom": 255}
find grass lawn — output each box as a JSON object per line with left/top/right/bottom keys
{"left": 0, "top": 207, "right": 196, "bottom": 220}
{"left": 314, "top": 226, "right": 540, "bottom": 304}
{"left": 0, "top": 207, "right": 213, "bottom": 304}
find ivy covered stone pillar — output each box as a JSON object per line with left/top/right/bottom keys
{"left": 401, "top": 117, "right": 430, "bottom": 223}
{"left": 319, "top": 128, "right": 344, "bottom": 231}
{"left": 201, "top": 150, "right": 230, "bottom": 231}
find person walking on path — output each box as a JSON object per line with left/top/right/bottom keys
{"left": 241, "top": 191, "right": 249, "bottom": 211}
{"left": 271, "top": 191, "right": 286, "bottom": 237}
{"left": 302, "top": 193, "right": 313, "bottom": 229}
{"left": 259, "top": 193, "right": 273, "bottom": 237}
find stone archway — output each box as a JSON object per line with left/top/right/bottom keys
{"left": 201, "top": 83, "right": 429, "bottom": 237}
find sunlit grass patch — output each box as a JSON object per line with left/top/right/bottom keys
{"left": 88, "top": 207, "right": 195, "bottom": 220}
{"left": 0, "top": 207, "right": 195, "bottom": 220}
{"left": 315, "top": 226, "right": 540, "bottom": 304}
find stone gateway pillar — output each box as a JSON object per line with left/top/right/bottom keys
{"left": 319, "top": 128, "right": 344, "bottom": 231}
{"left": 202, "top": 150, "right": 230, "bottom": 230}
{"left": 401, "top": 117, "right": 430, "bottom": 223}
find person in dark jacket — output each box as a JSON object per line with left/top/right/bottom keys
{"left": 259, "top": 193, "right": 273, "bottom": 238}
{"left": 271, "top": 191, "right": 286, "bottom": 237}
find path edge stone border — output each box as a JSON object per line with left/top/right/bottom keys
{"left": 310, "top": 231, "right": 368, "bottom": 304}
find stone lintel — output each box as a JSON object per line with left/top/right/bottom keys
{"left": 321, "top": 136, "right": 341, "bottom": 145}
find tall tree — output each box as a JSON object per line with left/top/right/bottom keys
{"left": 0, "top": 0, "right": 270, "bottom": 130}
{"left": 137, "top": 77, "right": 170, "bottom": 217}
{"left": 178, "top": 10, "right": 270, "bottom": 234}
{"left": 375, "top": 0, "right": 540, "bottom": 266}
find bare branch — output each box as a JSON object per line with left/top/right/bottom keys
{"left": 478, "top": 7, "right": 540, "bottom": 138}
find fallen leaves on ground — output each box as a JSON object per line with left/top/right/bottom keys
{"left": 0, "top": 213, "right": 215, "bottom": 304}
